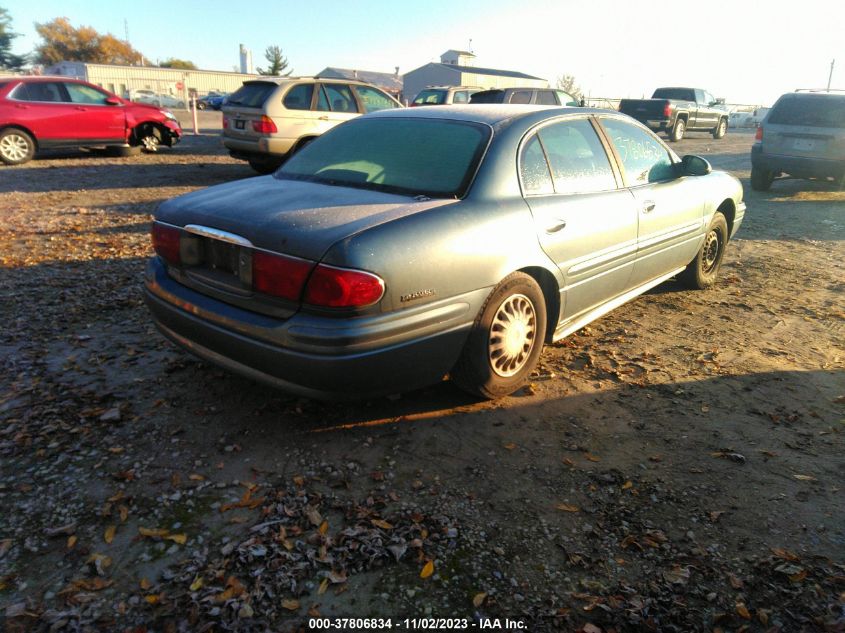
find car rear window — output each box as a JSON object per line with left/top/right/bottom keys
{"left": 413, "top": 89, "right": 447, "bottom": 105}
{"left": 470, "top": 90, "right": 504, "bottom": 104}
{"left": 652, "top": 88, "right": 695, "bottom": 101}
{"left": 768, "top": 94, "right": 845, "bottom": 128}
{"left": 277, "top": 117, "right": 491, "bottom": 198}
{"left": 225, "top": 82, "right": 277, "bottom": 108}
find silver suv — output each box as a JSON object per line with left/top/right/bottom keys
{"left": 410, "top": 86, "right": 481, "bottom": 106}
{"left": 750, "top": 90, "right": 845, "bottom": 191}
{"left": 222, "top": 77, "right": 402, "bottom": 173}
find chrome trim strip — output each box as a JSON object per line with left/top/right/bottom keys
{"left": 184, "top": 224, "right": 253, "bottom": 247}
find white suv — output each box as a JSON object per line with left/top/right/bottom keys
{"left": 222, "top": 77, "right": 402, "bottom": 173}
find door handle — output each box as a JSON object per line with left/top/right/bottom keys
{"left": 75, "top": 107, "right": 87, "bottom": 111}
{"left": 546, "top": 220, "right": 567, "bottom": 234}
{"left": 642, "top": 200, "right": 656, "bottom": 213}
{"left": 318, "top": 116, "right": 329, "bottom": 121}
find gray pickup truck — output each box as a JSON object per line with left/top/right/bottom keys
{"left": 619, "top": 87, "right": 729, "bottom": 142}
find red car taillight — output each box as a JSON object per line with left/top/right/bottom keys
{"left": 303, "top": 264, "right": 385, "bottom": 308}
{"left": 252, "top": 115, "right": 277, "bottom": 134}
{"left": 755, "top": 126, "right": 763, "bottom": 141}
{"left": 222, "top": 116, "right": 229, "bottom": 129}
{"left": 663, "top": 102, "right": 672, "bottom": 117}
{"left": 252, "top": 251, "right": 313, "bottom": 301}
{"left": 151, "top": 223, "right": 181, "bottom": 265}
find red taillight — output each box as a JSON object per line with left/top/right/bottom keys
{"left": 663, "top": 102, "right": 672, "bottom": 117}
{"left": 303, "top": 264, "right": 384, "bottom": 308}
{"left": 755, "top": 126, "right": 763, "bottom": 141}
{"left": 222, "top": 116, "right": 229, "bottom": 129}
{"left": 151, "top": 223, "right": 181, "bottom": 265}
{"left": 252, "top": 115, "right": 277, "bottom": 134}
{"left": 252, "top": 251, "right": 313, "bottom": 301}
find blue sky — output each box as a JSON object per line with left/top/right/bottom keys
{"left": 4, "top": 0, "right": 843, "bottom": 106}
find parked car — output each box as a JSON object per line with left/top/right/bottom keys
{"left": 750, "top": 90, "right": 845, "bottom": 191}
{"left": 0, "top": 76, "right": 182, "bottom": 165}
{"left": 222, "top": 77, "right": 403, "bottom": 174}
{"left": 145, "top": 105, "right": 745, "bottom": 399}
{"left": 470, "top": 87, "right": 579, "bottom": 106}
{"left": 197, "top": 92, "right": 228, "bottom": 111}
{"left": 618, "top": 87, "right": 729, "bottom": 141}
{"left": 131, "top": 89, "right": 186, "bottom": 109}
{"left": 411, "top": 86, "right": 481, "bottom": 106}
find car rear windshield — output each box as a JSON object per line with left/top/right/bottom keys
{"left": 413, "top": 89, "right": 447, "bottom": 105}
{"left": 470, "top": 90, "right": 504, "bottom": 104}
{"left": 225, "top": 82, "right": 277, "bottom": 108}
{"left": 277, "top": 117, "right": 491, "bottom": 198}
{"left": 768, "top": 94, "right": 845, "bottom": 128}
{"left": 652, "top": 88, "right": 695, "bottom": 101}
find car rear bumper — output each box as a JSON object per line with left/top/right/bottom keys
{"left": 144, "top": 257, "right": 478, "bottom": 399}
{"left": 751, "top": 144, "right": 845, "bottom": 178}
{"left": 222, "top": 135, "right": 295, "bottom": 159}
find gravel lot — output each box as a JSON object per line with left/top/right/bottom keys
{"left": 1, "top": 118, "right": 843, "bottom": 632}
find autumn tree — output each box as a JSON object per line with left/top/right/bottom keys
{"left": 257, "top": 45, "right": 292, "bottom": 76}
{"left": 0, "top": 6, "right": 27, "bottom": 70}
{"left": 33, "top": 17, "right": 148, "bottom": 66}
{"left": 556, "top": 74, "right": 583, "bottom": 101}
{"left": 159, "top": 58, "right": 197, "bottom": 70}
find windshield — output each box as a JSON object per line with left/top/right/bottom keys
{"left": 226, "top": 82, "right": 277, "bottom": 108}
{"left": 413, "top": 89, "right": 447, "bottom": 105}
{"left": 768, "top": 94, "right": 845, "bottom": 128}
{"left": 277, "top": 117, "right": 490, "bottom": 198}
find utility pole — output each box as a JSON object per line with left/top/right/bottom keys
{"left": 828, "top": 59, "right": 835, "bottom": 91}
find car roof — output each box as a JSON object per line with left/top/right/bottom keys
{"left": 366, "top": 104, "right": 602, "bottom": 126}
{"left": 244, "top": 76, "right": 378, "bottom": 87}
{"left": 0, "top": 75, "right": 87, "bottom": 82}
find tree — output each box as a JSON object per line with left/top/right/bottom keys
{"left": 556, "top": 74, "right": 583, "bottom": 101}
{"left": 33, "top": 17, "right": 148, "bottom": 66}
{"left": 159, "top": 58, "right": 197, "bottom": 70}
{"left": 257, "top": 45, "right": 292, "bottom": 76}
{"left": 0, "top": 7, "right": 27, "bottom": 70}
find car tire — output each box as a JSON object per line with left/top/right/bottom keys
{"left": 177, "top": 101, "right": 185, "bottom": 109}
{"left": 679, "top": 212, "right": 728, "bottom": 290}
{"left": 451, "top": 272, "right": 547, "bottom": 398}
{"left": 107, "top": 145, "right": 142, "bottom": 157}
{"left": 197, "top": 102, "right": 206, "bottom": 110}
{"left": 669, "top": 118, "right": 686, "bottom": 142}
{"left": 712, "top": 118, "right": 728, "bottom": 139}
{"left": 0, "top": 128, "right": 36, "bottom": 165}
{"left": 750, "top": 166, "right": 773, "bottom": 191}
{"left": 248, "top": 158, "right": 283, "bottom": 174}
{"left": 134, "top": 125, "right": 162, "bottom": 153}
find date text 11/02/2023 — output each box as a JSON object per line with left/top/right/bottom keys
{"left": 308, "top": 618, "right": 527, "bottom": 629}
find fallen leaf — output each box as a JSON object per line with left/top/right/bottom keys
{"left": 473, "top": 592, "right": 487, "bottom": 607}
{"left": 728, "top": 573, "right": 743, "bottom": 589}
{"left": 144, "top": 594, "right": 161, "bottom": 605}
{"left": 188, "top": 473, "right": 205, "bottom": 481}
{"left": 736, "top": 602, "right": 751, "bottom": 620}
{"left": 165, "top": 533, "right": 187, "bottom": 545}
{"left": 663, "top": 565, "right": 691, "bottom": 585}
{"left": 292, "top": 476, "right": 305, "bottom": 487}
{"left": 371, "top": 519, "right": 393, "bottom": 530}
{"left": 504, "top": 442, "right": 517, "bottom": 450}
{"left": 189, "top": 577, "right": 203, "bottom": 591}
{"left": 318, "top": 578, "right": 329, "bottom": 595}
{"left": 328, "top": 569, "right": 347, "bottom": 584}
{"left": 710, "top": 510, "right": 726, "bottom": 522}
{"left": 107, "top": 447, "right": 124, "bottom": 454}
{"left": 139, "top": 578, "right": 152, "bottom": 590}
{"left": 583, "top": 453, "right": 601, "bottom": 462}
{"left": 138, "top": 527, "right": 168, "bottom": 538}
{"left": 305, "top": 506, "right": 322, "bottom": 527}
{"left": 771, "top": 547, "right": 800, "bottom": 562}
{"left": 118, "top": 505, "right": 129, "bottom": 523}
{"left": 67, "top": 535, "right": 77, "bottom": 549}
{"left": 319, "top": 520, "right": 329, "bottom": 535}
{"left": 581, "top": 624, "right": 603, "bottom": 633}
{"left": 789, "top": 569, "right": 808, "bottom": 583}
{"left": 420, "top": 560, "right": 434, "bottom": 579}
{"left": 563, "top": 458, "right": 576, "bottom": 467}
{"left": 104, "top": 525, "right": 116, "bottom": 544}
{"left": 282, "top": 599, "right": 300, "bottom": 611}
{"left": 793, "top": 474, "right": 816, "bottom": 481}
{"left": 621, "top": 481, "right": 633, "bottom": 490}
{"left": 556, "top": 503, "right": 580, "bottom": 513}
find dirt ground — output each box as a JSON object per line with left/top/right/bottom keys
{"left": 1, "top": 117, "right": 843, "bottom": 633}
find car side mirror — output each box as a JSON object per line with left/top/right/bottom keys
{"left": 105, "top": 96, "right": 122, "bottom": 106}
{"left": 681, "top": 155, "right": 712, "bottom": 176}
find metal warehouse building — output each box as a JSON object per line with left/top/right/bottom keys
{"left": 44, "top": 61, "right": 257, "bottom": 104}
{"left": 402, "top": 50, "right": 547, "bottom": 104}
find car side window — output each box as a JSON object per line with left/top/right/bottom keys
{"left": 536, "top": 119, "right": 617, "bottom": 194}
{"left": 453, "top": 91, "right": 468, "bottom": 104}
{"left": 15, "top": 81, "right": 67, "bottom": 103}
{"left": 283, "top": 84, "right": 314, "bottom": 110}
{"left": 520, "top": 134, "right": 554, "bottom": 195}
{"left": 535, "top": 91, "right": 557, "bottom": 106}
{"left": 354, "top": 85, "right": 397, "bottom": 113}
{"left": 323, "top": 84, "right": 358, "bottom": 113}
{"left": 703, "top": 91, "right": 715, "bottom": 105}
{"left": 509, "top": 90, "right": 532, "bottom": 104}
{"left": 600, "top": 118, "right": 676, "bottom": 186}
{"left": 64, "top": 82, "right": 110, "bottom": 105}
{"left": 556, "top": 90, "right": 579, "bottom": 106}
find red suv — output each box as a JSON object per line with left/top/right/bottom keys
{"left": 0, "top": 76, "right": 182, "bottom": 165}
